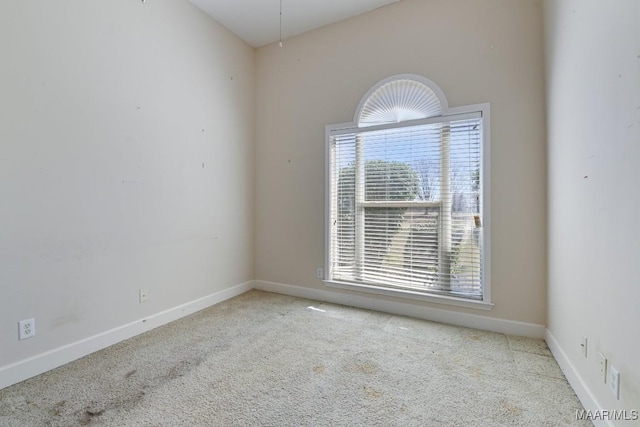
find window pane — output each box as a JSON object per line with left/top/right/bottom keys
{"left": 329, "top": 115, "right": 484, "bottom": 301}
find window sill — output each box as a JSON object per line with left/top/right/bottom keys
{"left": 323, "top": 280, "right": 494, "bottom": 311}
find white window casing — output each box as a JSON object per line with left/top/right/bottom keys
{"left": 324, "top": 75, "right": 492, "bottom": 310}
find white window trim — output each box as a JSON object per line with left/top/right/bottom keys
{"left": 324, "top": 76, "right": 492, "bottom": 311}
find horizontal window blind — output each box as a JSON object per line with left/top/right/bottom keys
{"left": 329, "top": 117, "right": 483, "bottom": 299}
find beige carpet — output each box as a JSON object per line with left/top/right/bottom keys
{"left": 0, "top": 290, "right": 589, "bottom": 426}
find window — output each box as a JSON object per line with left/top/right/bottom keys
{"left": 325, "top": 75, "right": 491, "bottom": 309}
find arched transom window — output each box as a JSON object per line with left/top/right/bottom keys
{"left": 356, "top": 76, "right": 447, "bottom": 126}
{"left": 325, "top": 74, "right": 491, "bottom": 308}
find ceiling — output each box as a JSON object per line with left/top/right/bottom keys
{"left": 189, "top": 0, "right": 401, "bottom": 48}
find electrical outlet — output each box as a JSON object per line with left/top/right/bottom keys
{"left": 139, "top": 289, "right": 149, "bottom": 303}
{"left": 316, "top": 267, "right": 324, "bottom": 279}
{"left": 609, "top": 366, "right": 620, "bottom": 399}
{"left": 598, "top": 352, "right": 607, "bottom": 383}
{"left": 580, "top": 337, "right": 588, "bottom": 357}
{"left": 18, "top": 318, "right": 36, "bottom": 340}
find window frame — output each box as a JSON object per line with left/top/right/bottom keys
{"left": 324, "top": 75, "right": 492, "bottom": 310}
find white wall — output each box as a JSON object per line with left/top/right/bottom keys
{"left": 255, "top": 0, "right": 547, "bottom": 325}
{"left": 545, "top": 0, "right": 640, "bottom": 418}
{"left": 0, "top": 0, "right": 255, "bottom": 374}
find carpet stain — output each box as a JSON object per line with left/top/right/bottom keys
{"left": 166, "top": 357, "right": 205, "bottom": 380}
{"left": 502, "top": 400, "right": 523, "bottom": 416}
{"left": 77, "top": 355, "right": 205, "bottom": 423}
{"left": 48, "top": 400, "right": 66, "bottom": 416}
{"left": 469, "top": 366, "right": 482, "bottom": 378}
{"left": 76, "top": 389, "right": 147, "bottom": 425}
{"left": 79, "top": 405, "right": 105, "bottom": 425}
{"left": 363, "top": 386, "right": 383, "bottom": 398}
{"left": 118, "top": 390, "right": 146, "bottom": 410}
{"left": 355, "top": 362, "right": 378, "bottom": 374}
{"left": 313, "top": 365, "right": 325, "bottom": 373}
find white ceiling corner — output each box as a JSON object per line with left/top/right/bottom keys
{"left": 190, "top": 0, "right": 401, "bottom": 48}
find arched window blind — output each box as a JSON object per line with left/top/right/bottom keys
{"left": 358, "top": 78, "right": 444, "bottom": 126}
{"left": 326, "top": 75, "right": 490, "bottom": 305}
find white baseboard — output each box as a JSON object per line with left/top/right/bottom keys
{"left": 0, "top": 281, "right": 253, "bottom": 390}
{"left": 252, "top": 280, "right": 546, "bottom": 338}
{"left": 546, "top": 330, "right": 611, "bottom": 427}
